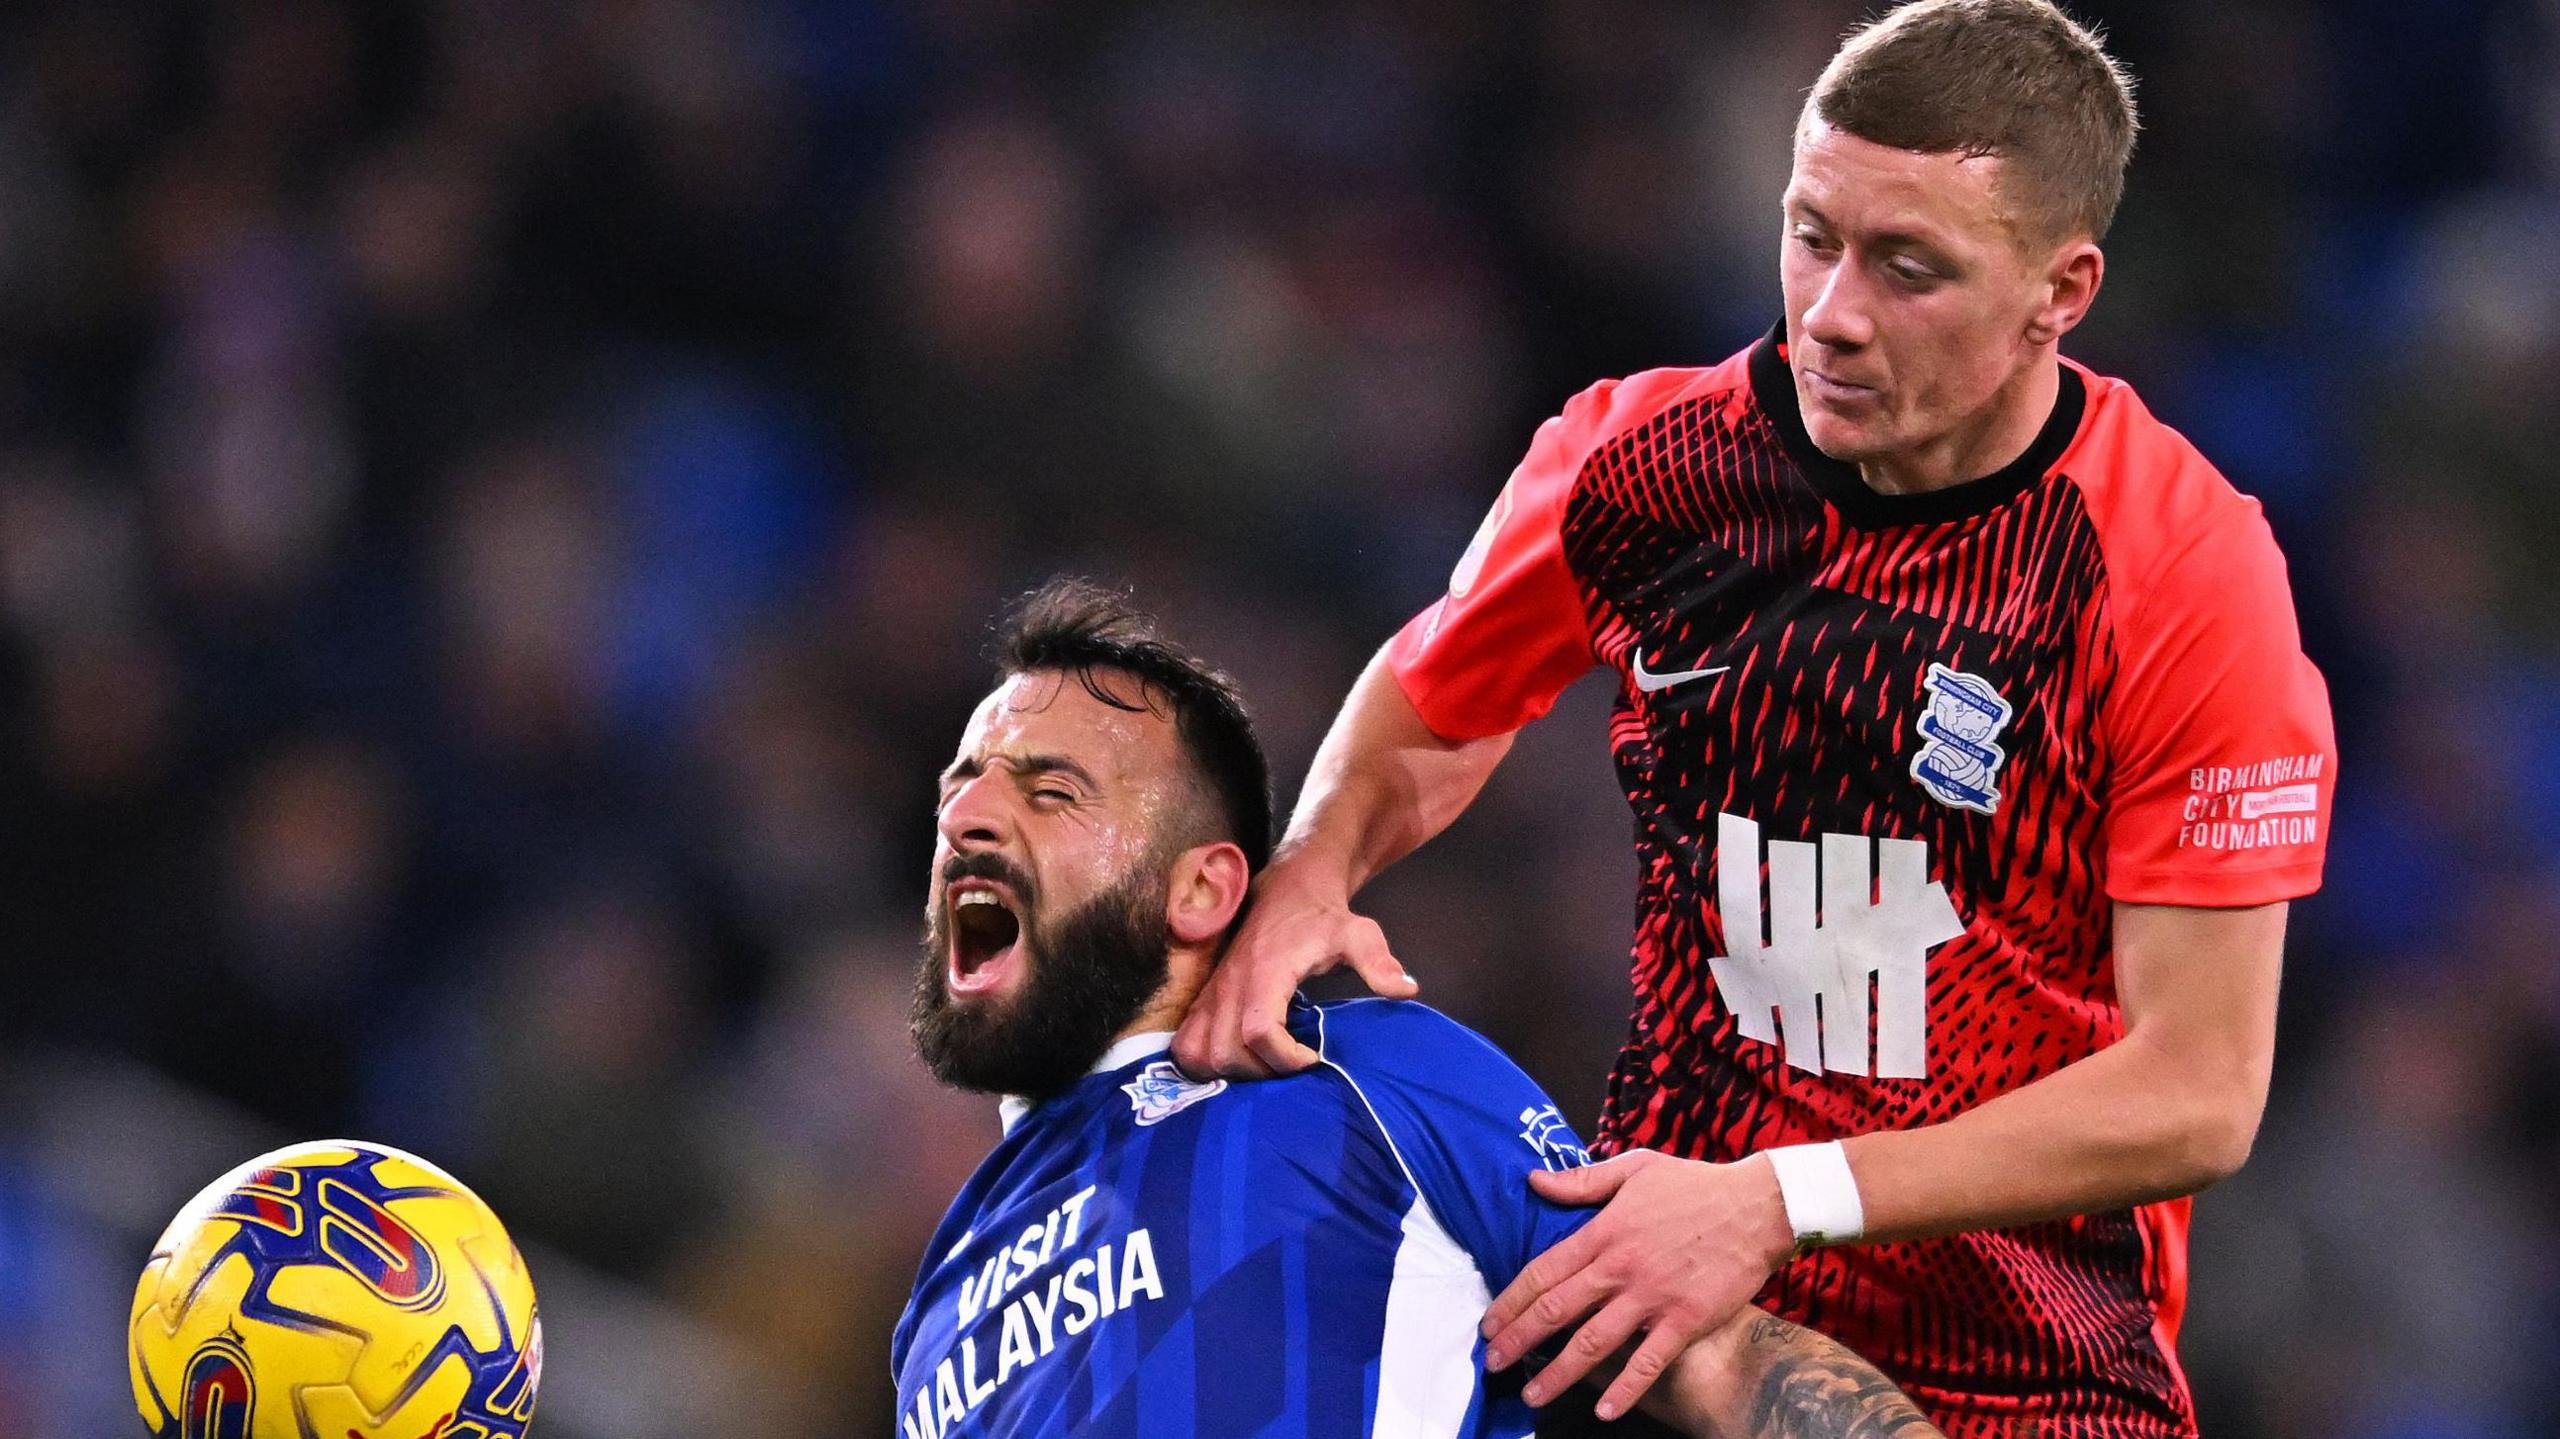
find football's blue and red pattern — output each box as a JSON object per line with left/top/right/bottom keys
{"left": 179, "top": 1333, "right": 257, "bottom": 1439}
{"left": 130, "top": 1142, "right": 541, "bottom": 1439}
{"left": 1389, "top": 325, "right": 2337, "bottom": 1439}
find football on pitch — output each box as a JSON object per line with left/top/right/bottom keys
{"left": 128, "top": 1140, "right": 542, "bottom": 1439}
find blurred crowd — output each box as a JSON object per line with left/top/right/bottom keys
{"left": 0, "top": 2, "right": 2555, "bottom": 1437}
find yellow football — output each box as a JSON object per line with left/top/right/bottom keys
{"left": 127, "top": 1140, "right": 541, "bottom": 1439}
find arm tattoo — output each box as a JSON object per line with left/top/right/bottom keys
{"left": 1745, "top": 1314, "right": 1797, "bottom": 1346}
{"left": 1745, "top": 1325, "right": 1943, "bottom": 1439}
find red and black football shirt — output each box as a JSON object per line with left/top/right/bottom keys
{"left": 1387, "top": 325, "right": 2335, "bottom": 1439}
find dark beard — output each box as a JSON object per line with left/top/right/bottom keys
{"left": 911, "top": 852, "right": 1171, "bottom": 1100}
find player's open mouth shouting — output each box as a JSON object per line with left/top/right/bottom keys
{"left": 947, "top": 876, "right": 1026, "bottom": 997}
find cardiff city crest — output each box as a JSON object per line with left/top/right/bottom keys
{"left": 1122, "top": 1061, "right": 1225, "bottom": 1127}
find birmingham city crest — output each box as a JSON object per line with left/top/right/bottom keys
{"left": 1910, "top": 663, "right": 2013, "bottom": 814}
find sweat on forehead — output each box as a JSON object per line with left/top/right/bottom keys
{"left": 953, "top": 670, "right": 1187, "bottom": 785}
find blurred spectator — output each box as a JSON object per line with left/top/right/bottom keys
{"left": 146, "top": 735, "right": 413, "bottom": 1131}
{"left": 464, "top": 894, "right": 724, "bottom": 1279}
{"left": 2190, "top": 973, "right": 2557, "bottom": 1439}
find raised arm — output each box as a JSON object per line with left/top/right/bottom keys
{"left": 1170, "top": 648, "right": 1514, "bottom": 1077}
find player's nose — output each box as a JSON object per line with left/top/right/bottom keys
{"left": 1801, "top": 262, "right": 1872, "bottom": 350}
{"left": 936, "top": 771, "right": 1016, "bottom": 853}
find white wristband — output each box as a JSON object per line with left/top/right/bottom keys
{"left": 1764, "top": 1141, "right": 1865, "bottom": 1247}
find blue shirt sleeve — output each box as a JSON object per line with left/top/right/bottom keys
{"left": 1297, "top": 997, "right": 1598, "bottom": 1291}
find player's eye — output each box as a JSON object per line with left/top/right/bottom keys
{"left": 1793, "top": 226, "right": 1837, "bottom": 255}
{"left": 1887, "top": 256, "right": 1940, "bottom": 286}
{"left": 1031, "top": 786, "right": 1076, "bottom": 806}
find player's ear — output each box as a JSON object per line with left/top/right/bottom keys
{"left": 1166, "top": 840, "right": 1251, "bottom": 947}
{"left": 2024, "top": 237, "right": 2103, "bottom": 347}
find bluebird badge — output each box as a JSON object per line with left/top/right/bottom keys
{"left": 1911, "top": 663, "right": 2013, "bottom": 814}
{"left": 1122, "top": 1061, "right": 1224, "bottom": 1126}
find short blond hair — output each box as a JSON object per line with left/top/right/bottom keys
{"left": 1807, "top": 0, "right": 2139, "bottom": 244}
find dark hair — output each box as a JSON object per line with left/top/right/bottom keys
{"left": 1808, "top": 0, "right": 2138, "bottom": 245}
{"left": 994, "top": 578, "right": 1273, "bottom": 872}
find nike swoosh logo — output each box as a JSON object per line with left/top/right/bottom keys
{"left": 1629, "top": 652, "right": 1731, "bottom": 693}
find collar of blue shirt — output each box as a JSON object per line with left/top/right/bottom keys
{"left": 997, "top": 1030, "right": 1177, "bottom": 1135}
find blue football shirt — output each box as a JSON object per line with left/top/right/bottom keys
{"left": 889, "top": 997, "right": 1599, "bottom": 1439}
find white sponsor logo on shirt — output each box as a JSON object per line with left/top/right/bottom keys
{"left": 2239, "top": 783, "right": 2319, "bottom": 819}
{"left": 2179, "top": 754, "right": 2326, "bottom": 850}
{"left": 1629, "top": 651, "right": 1730, "bottom": 693}
{"left": 1708, "top": 813, "right": 1965, "bottom": 1080}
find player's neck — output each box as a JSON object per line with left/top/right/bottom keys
{"left": 1126, "top": 944, "right": 1217, "bottom": 1043}
{"left": 1856, "top": 353, "right": 2059, "bottom": 497}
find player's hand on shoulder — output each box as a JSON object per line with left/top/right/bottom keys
{"left": 1481, "top": 1149, "right": 1797, "bottom": 1421}
{"left": 1171, "top": 857, "right": 1415, "bottom": 1080}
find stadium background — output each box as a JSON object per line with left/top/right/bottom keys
{"left": 0, "top": 1, "right": 2552, "bottom": 1436}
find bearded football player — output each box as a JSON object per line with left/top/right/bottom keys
{"left": 898, "top": 579, "right": 1953, "bottom": 1439}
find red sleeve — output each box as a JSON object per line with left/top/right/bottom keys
{"left": 2102, "top": 505, "right": 2336, "bottom": 907}
{"left": 1385, "top": 379, "right": 1624, "bottom": 741}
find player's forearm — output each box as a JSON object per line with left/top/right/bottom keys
{"left": 1277, "top": 647, "right": 1513, "bottom": 896}
{"left": 1640, "top": 1311, "right": 1944, "bottom": 1439}
{"left": 1840, "top": 902, "right": 2284, "bottom": 1241}
{"left": 1842, "top": 1025, "right": 2265, "bottom": 1242}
